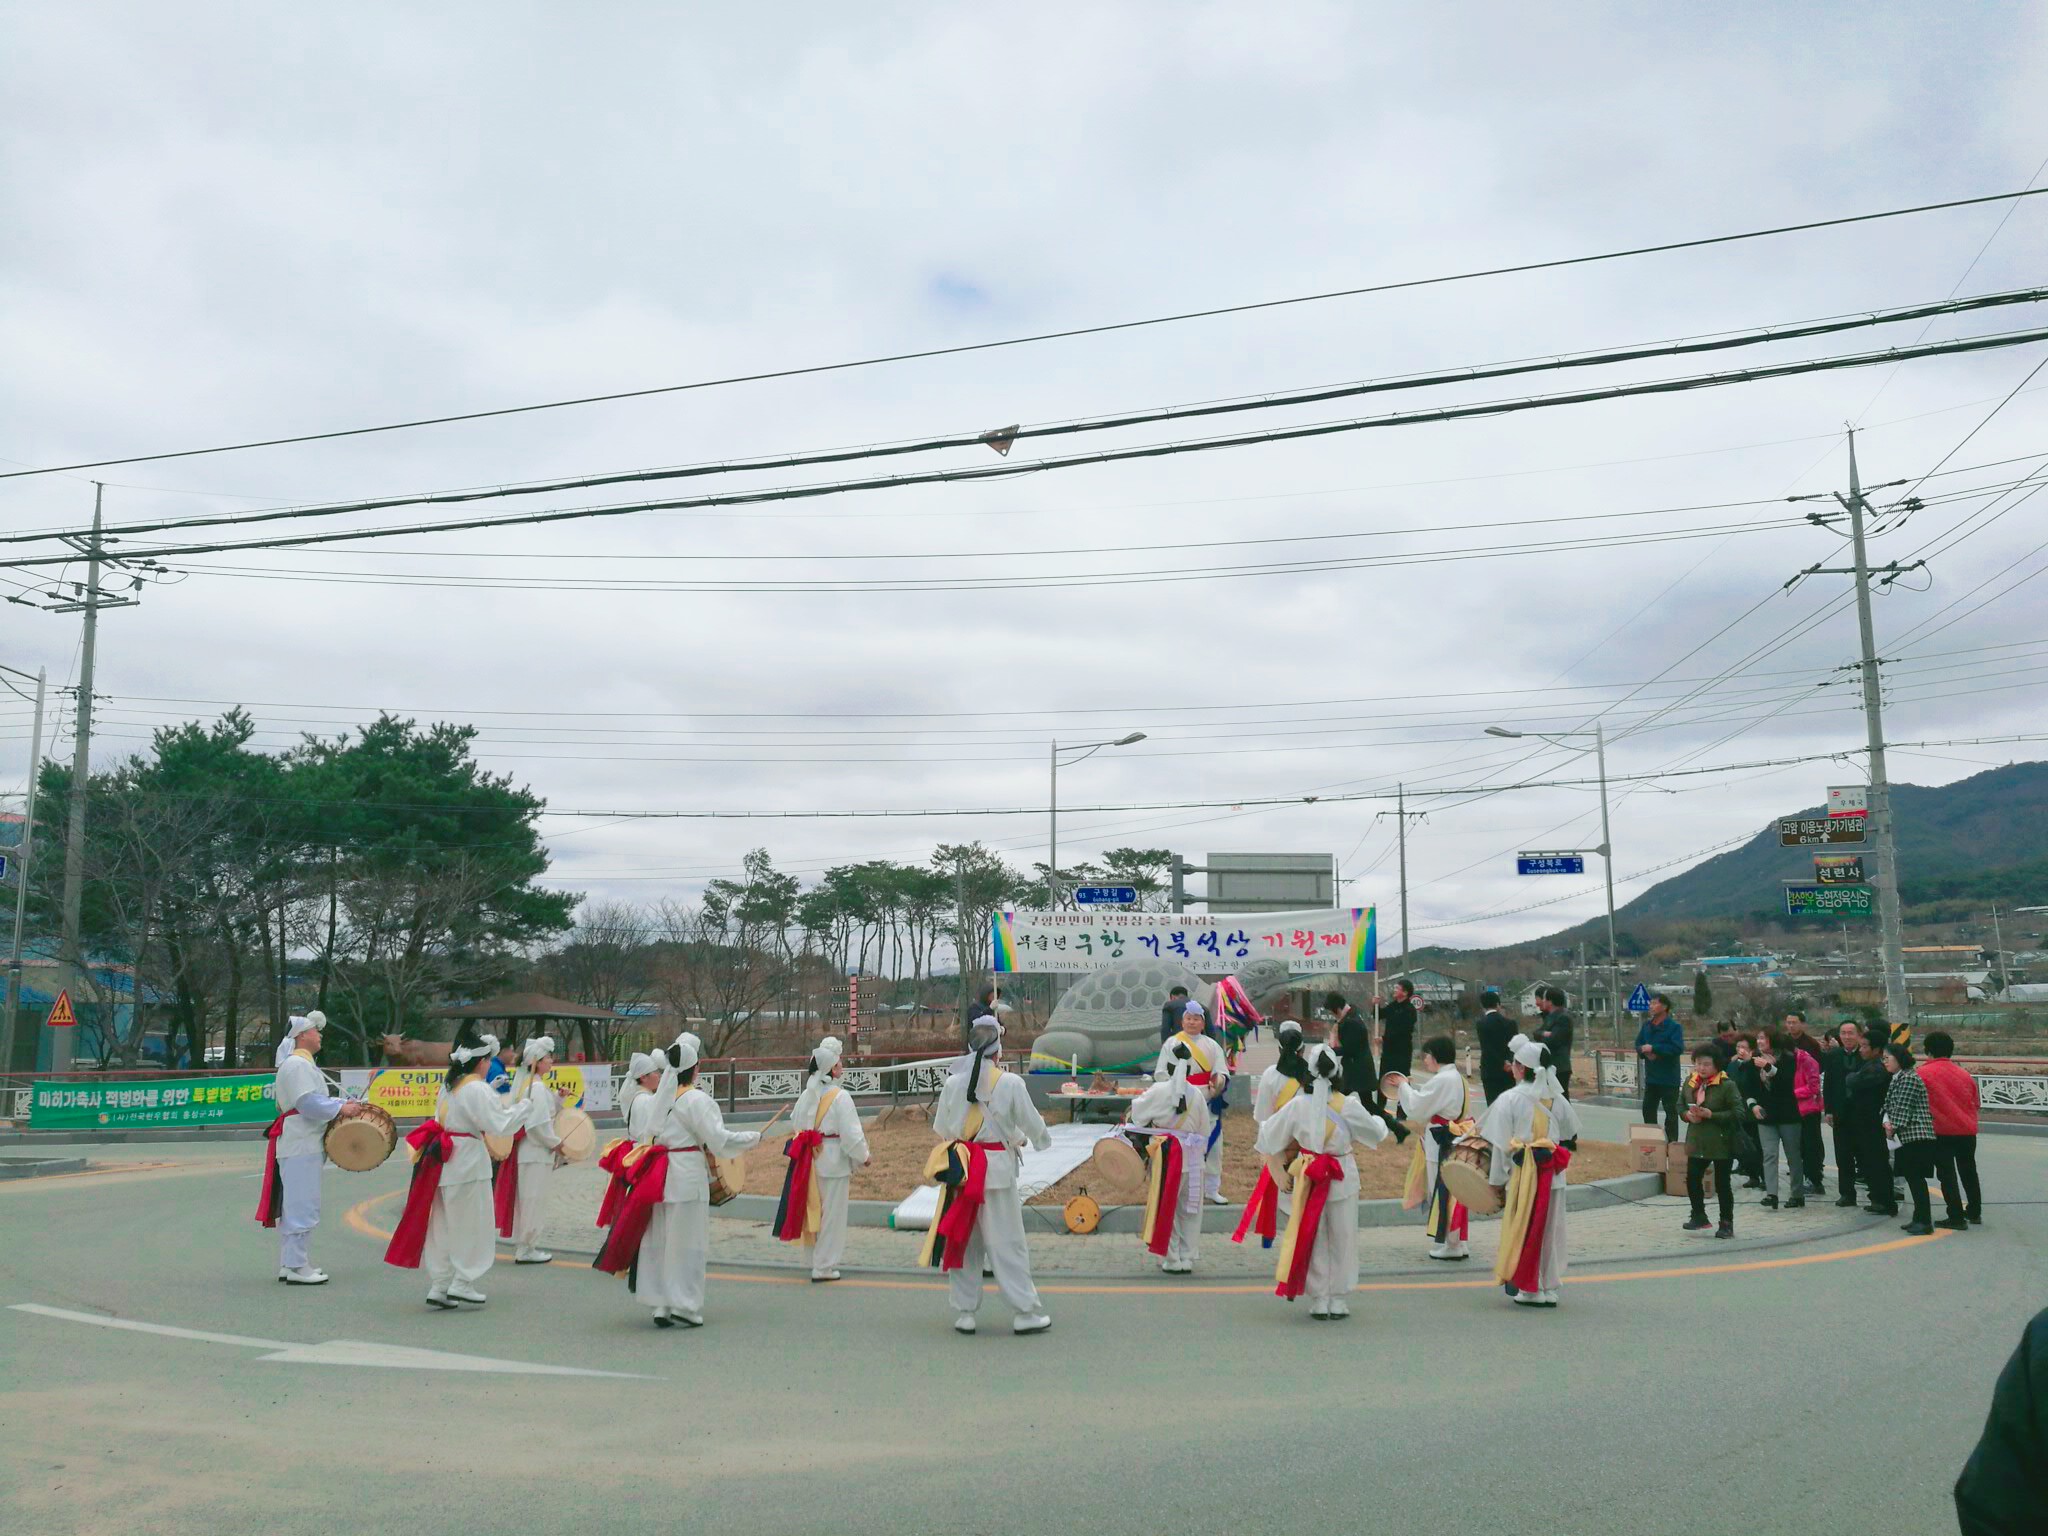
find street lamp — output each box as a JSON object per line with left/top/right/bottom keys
{"left": 1485, "top": 723, "right": 1620, "bottom": 1039}
{"left": 1049, "top": 733, "right": 1147, "bottom": 910}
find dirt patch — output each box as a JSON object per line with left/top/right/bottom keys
{"left": 738, "top": 1114, "right": 1639, "bottom": 1208}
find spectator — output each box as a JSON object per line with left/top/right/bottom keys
{"left": 1954, "top": 1306, "right": 2048, "bottom": 1532}
{"left": 1377, "top": 979, "right": 1419, "bottom": 1079}
{"left": 1746, "top": 1029, "right": 1806, "bottom": 1210}
{"left": 1822, "top": 1022, "right": 1863, "bottom": 1207}
{"left": 1327, "top": 992, "right": 1377, "bottom": 1104}
{"left": 1634, "top": 992, "right": 1684, "bottom": 1140}
{"left": 1881, "top": 1041, "right": 1937, "bottom": 1236}
{"left": 1679, "top": 1044, "right": 1740, "bottom": 1238}
{"left": 1920, "top": 1030, "right": 1982, "bottom": 1231}
{"left": 963, "top": 986, "right": 996, "bottom": 1046}
{"left": 1534, "top": 985, "right": 1574, "bottom": 1098}
{"left": 1725, "top": 1032, "right": 1764, "bottom": 1188}
{"left": 1784, "top": 1016, "right": 1827, "bottom": 1196}
{"left": 1846, "top": 1032, "right": 1900, "bottom": 1216}
{"left": 1159, "top": 985, "right": 1190, "bottom": 1044}
{"left": 1475, "top": 990, "right": 1515, "bottom": 1104}
{"left": 485, "top": 1038, "right": 518, "bottom": 1093}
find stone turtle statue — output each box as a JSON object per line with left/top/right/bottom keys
{"left": 1031, "top": 954, "right": 1300, "bottom": 1072}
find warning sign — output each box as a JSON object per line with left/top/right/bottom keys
{"left": 45, "top": 989, "right": 77, "bottom": 1028}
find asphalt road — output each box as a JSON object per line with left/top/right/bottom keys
{"left": 2, "top": 1129, "right": 2043, "bottom": 1536}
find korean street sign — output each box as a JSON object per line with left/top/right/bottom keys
{"left": 1827, "top": 785, "right": 1869, "bottom": 819}
{"left": 1072, "top": 885, "right": 1139, "bottom": 907}
{"left": 1625, "top": 983, "right": 1652, "bottom": 1014}
{"left": 1813, "top": 854, "right": 1865, "bottom": 885}
{"left": 1777, "top": 816, "right": 1866, "bottom": 847}
{"left": 1785, "top": 882, "right": 1875, "bottom": 918}
{"left": 1516, "top": 853, "right": 1586, "bottom": 876}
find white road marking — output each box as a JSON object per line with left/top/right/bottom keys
{"left": 9, "top": 1303, "right": 647, "bottom": 1378}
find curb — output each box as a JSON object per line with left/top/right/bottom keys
{"left": 0, "top": 1154, "right": 89, "bottom": 1179}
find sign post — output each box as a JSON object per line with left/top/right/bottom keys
{"left": 1814, "top": 855, "right": 1865, "bottom": 885}
{"left": 1072, "top": 885, "right": 1139, "bottom": 907}
{"left": 1785, "top": 883, "right": 1876, "bottom": 919}
{"left": 1625, "top": 983, "right": 1652, "bottom": 1014}
{"left": 1777, "top": 816, "right": 1866, "bottom": 847}
{"left": 1516, "top": 852, "right": 1587, "bottom": 876}
{"left": 44, "top": 989, "right": 77, "bottom": 1029}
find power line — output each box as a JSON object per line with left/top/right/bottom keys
{"left": 10, "top": 186, "right": 2046, "bottom": 483}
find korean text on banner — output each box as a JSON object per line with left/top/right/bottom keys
{"left": 992, "top": 907, "right": 1376, "bottom": 975}
{"left": 335, "top": 1064, "right": 612, "bottom": 1116}
{"left": 29, "top": 1073, "right": 278, "bottom": 1131}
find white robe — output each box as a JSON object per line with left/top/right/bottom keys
{"left": 1394, "top": 1064, "right": 1474, "bottom": 1253}
{"left": 424, "top": 1079, "right": 525, "bottom": 1291}
{"left": 511, "top": 1080, "right": 562, "bottom": 1254}
{"left": 1126, "top": 1078, "right": 1213, "bottom": 1268}
{"left": 1255, "top": 1089, "right": 1388, "bottom": 1304}
{"left": 1478, "top": 1080, "right": 1584, "bottom": 1297}
{"left": 635, "top": 1085, "right": 759, "bottom": 1320}
{"left": 789, "top": 1077, "right": 869, "bottom": 1276}
{"left": 1250, "top": 1067, "right": 1306, "bottom": 1223}
{"left": 932, "top": 1062, "right": 1051, "bottom": 1317}
{"left": 271, "top": 1051, "right": 344, "bottom": 1271}
{"left": 1155, "top": 1032, "right": 1230, "bottom": 1194}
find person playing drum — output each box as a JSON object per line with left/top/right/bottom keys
{"left": 501, "top": 1035, "right": 566, "bottom": 1265}
{"left": 1253, "top": 1044, "right": 1388, "bottom": 1319}
{"left": 776, "top": 1035, "right": 870, "bottom": 1283}
{"left": 1478, "top": 1035, "right": 1585, "bottom": 1309}
{"left": 1384, "top": 1034, "right": 1477, "bottom": 1263}
{"left": 254, "top": 1011, "right": 369, "bottom": 1286}
{"left": 1125, "top": 1040, "right": 1213, "bottom": 1274}
{"left": 1154, "top": 999, "right": 1231, "bottom": 1205}
{"left": 1234, "top": 1022, "right": 1315, "bottom": 1249}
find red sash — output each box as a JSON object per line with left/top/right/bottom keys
{"left": 1232, "top": 1165, "right": 1281, "bottom": 1247}
{"left": 1509, "top": 1145, "right": 1572, "bottom": 1295}
{"left": 253, "top": 1109, "right": 299, "bottom": 1227}
{"left": 595, "top": 1138, "right": 636, "bottom": 1228}
{"left": 594, "top": 1144, "right": 680, "bottom": 1276}
{"left": 1276, "top": 1153, "right": 1344, "bottom": 1300}
{"left": 1142, "top": 1134, "right": 1186, "bottom": 1257}
{"left": 384, "top": 1121, "right": 462, "bottom": 1269}
{"left": 773, "top": 1129, "right": 826, "bottom": 1243}
{"left": 931, "top": 1140, "right": 1008, "bottom": 1272}
{"left": 1187, "top": 1070, "right": 1214, "bottom": 1088}
{"left": 492, "top": 1128, "right": 528, "bottom": 1237}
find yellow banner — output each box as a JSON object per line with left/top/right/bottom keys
{"left": 354, "top": 1063, "right": 593, "bottom": 1118}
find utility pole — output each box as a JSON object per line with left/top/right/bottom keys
{"left": 2, "top": 664, "right": 46, "bottom": 1074}
{"left": 54, "top": 486, "right": 107, "bottom": 1073}
{"left": 1396, "top": 784, "right": 1410, "bottom": 977}
{"left": 1989, "top": 904, "right": 2007, "bottom": 995}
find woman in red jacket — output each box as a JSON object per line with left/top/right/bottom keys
{"left": 1919, "top": 1030, "right": 1982, "bottom": 1230}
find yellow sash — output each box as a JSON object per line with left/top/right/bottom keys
{"left": 1491, "top": 1099, "right": 1556, "bottom": 1286}
{"left": 1402, "top": 1072, "right": 1472, "bottom": 1209}
{"left": 800, "top": 1086, "right": 843, "bottom": 1239}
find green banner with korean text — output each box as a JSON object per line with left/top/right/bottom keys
{"left": 28, "top": 1073, "right": 279, "bottom": 1130}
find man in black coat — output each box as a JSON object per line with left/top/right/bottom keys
{"left": 1956, "top": 1306, "right": 2048, "bottom": 1533}
{"left": 1534, "top": 986, "right": 1575, "bottom": 1098}
{"left": 1326, "top": 992, "right": 1377, "bottom": 1102}
{"left": 1821, "top": 1022, "right": 1862, "bottom": 1207}
{"left": 1377, "top": 980, "right": 1419, "bottom": 1079}
{"left": 1844, "top": 1033, "right": 1899, "bottom": 1215}
{"left": 1475, "top": 991, "right": 1516, "bottom": 1104}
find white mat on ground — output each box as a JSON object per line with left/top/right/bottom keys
{"left": 890, "top": 1122, "right": 1120, "bottom": 1230}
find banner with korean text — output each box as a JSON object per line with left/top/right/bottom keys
{"left": 336, "top": 1063, "right": 613, "bottom": 1117}
{"left": 992, "top": 907, "right": 1376, "bottom": 975}
{"left": 28, "top": 1073, "right": 277, "bottom": 1130}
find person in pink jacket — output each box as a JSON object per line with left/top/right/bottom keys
{"left": 1786, "top": 1016, "right": 1828, "bottom": 1198}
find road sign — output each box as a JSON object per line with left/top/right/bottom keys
{"left": 1777, "top": 816, "right": 1865, "bottom": 847}
{"left": 1814, "top": 854, "right": 1865, "bottom": 885}
{"left": 1625, "top": 983, "right": 1652, "bottom": 1014}
{"left": 45, "top": 989, "right": 77, "bottom": 1028}
{"left": 0, "top": 852, "right": 8, "bottom": 881}
{"left": 1072, "top": 885, "right": 1139, "bottom": 907}
{"left": 1827, "top": 785, "right": 1868, "bottom": 819}
{"left": 1516, "top": 853, "right": 1585, "bottom": 876}
{"left": 1785, "top": 882, "right": 1875, "bottom": 919}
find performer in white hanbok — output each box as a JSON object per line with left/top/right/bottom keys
{"left": 774, "top": 1036, "right": 871, "bottom": 1282}
{"left": 255, "top": 1012, "right": 367, "bottom": 1285}
{"left": 384, "top": 1026, "right": 528, "bottom": 1308}
{"left": 596, "top": 1053, "right": 662, "bottom": 1233}
{"left": 1154, "top": 999, "right": 1232, "bottom": 1203}
{"left": 597, "top": 1032, "right": 760, "bottom": 1329}
{"left": 1386, "top": 1034, "right": 1478, "bottom": 1262}
{"left": 1254, "top": 1044, "right": 1388, "bottom": 1318}
{"left": 1478, "top": 1035, "right": 1585, "bottom": 1308}
{"left": 1125, "top": 1039, "right": 1213, "bottom": 1274}
{"left": 1234, "top": 1022, "right": 1314, "bottom": 1249}
{"left": 496, "top": 1036, "right": 564, "bottom": 1265}
{"left": 922, "top": 1017, "right": 1053, "bottom": 1335}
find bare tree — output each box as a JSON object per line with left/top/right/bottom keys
{"left": 647, "top": 897, "right": 795, "bottom": 1056}
{"left": 535, "top": 898, "right": 652, "bottom": 1057}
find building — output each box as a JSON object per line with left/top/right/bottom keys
{"left": 1386, "top": 968, "right": 1466, "bottom": 1004}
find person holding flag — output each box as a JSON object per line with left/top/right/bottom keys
{"left": 1253, "top": 1043, "right": 1388, "bottom": 1319}
{"left": 1154, "top": 998, "right": 1231, "bottom": 1205}
{"left": 774, "top": 1036, "right": 870, "bottom": 1282}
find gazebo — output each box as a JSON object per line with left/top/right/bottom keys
{"left": 427, "top": 991, "right": 625, "bottom": 1060}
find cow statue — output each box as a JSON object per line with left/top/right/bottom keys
{"left": 1030, "top": 956, "right": 1298, "bottom": 1073}
{"left": 380, "top": 1033, "right": 455, "bottom": 1068}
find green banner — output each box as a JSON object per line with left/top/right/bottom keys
{"left": 28, "top": 1073, "right": 279, "bottom": 1130}
{"left": 1785, "top": 882, "right": 1875, "bottom": 919}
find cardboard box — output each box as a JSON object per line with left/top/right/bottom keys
{"left": 1627, "top": 1124, "right": 1665, "bottom": 1172}
{"left": 1666, "top": 1159, "right": 1713, "bottom": 1199}
{"left": 1667, "top": 1139, "right": 1692, "bottom": 1169}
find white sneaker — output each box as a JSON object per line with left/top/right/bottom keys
{"left": 1012, "top": 1312, "right": 1052, "bottom": 1335}
{"left": 1206, "top": 1191, "right": 1230, "bottom": 1206}
{"left": 1327, "top": 1299, "right": 1351, "bottom": 1319}
{"left": 954, "top": 1313, "right": 977, "bottom": 1335}
{"left": 425, "top": 1289, "right": 455, "bottom": 1310}
{"left": 1309, "top": 1301, "right": 1332, "bottom": 1319}
{"left": 810, "top": 1269, "right": 842, "bottom": 1283}
{"left": 514, "top": 1249, "right": 553, "bottom": 1265}
{"left": 447, "top": 1281, "right": 487, "bottom": 1305}
{"left": 278, "top": 1266, "right": 329, "bottom": 1285}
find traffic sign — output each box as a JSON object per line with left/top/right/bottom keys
{"left": 1777, "top": 816, "right": 1865, "bottom": 847}
{"left": 1072, "top": 885, "right": 1139, "bottom": 907}
{"left": 1814, "top": 854, "right": 1864, "bottom": 885}
{"left": 1516, "top": 853, "right": 1585, "bottom": 876}
{"left": 1827, "top": 785, "right": 1868, "bottom": 819}
{"left": 1625, "top": 983, "right": 1652, "bottom": 1014}
{"left": 45, "top": 989, "right": 77, "bottom": 1028}
{"left": 0, "top": 852, "right": 8, "bottom": 881}
{"left": 1785, "top": 882, "right": 1875, "bottom": 918}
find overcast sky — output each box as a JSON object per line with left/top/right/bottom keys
{"left": 4, "top": 3, "right": 2046, "bottom": 957}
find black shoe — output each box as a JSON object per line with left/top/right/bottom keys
{"left": 1759, "top": 1195, "right": 1779, "bottom": 1209}
{"left": 1835, "top": 1196, "right": 1860, "bottom": 1208}
{"left": 1741, "top": 1178, "right": 1764, "bottom": 1190}
{"left": 1785, "top": 1197, "right": 1805, "bottom": 1209}
{"left": 1715, "top": 1223, "right": 1734, "bottom": 1239}
{"left": 1967, "top": 1212, "right": 1984, "bottom": 1226}
{"left": 1863, "top": 1203, "right": 1893, "bottom": 1215}
{"left": 1936, "top": 1215, "right": 1970, "bottom": 1232}
{"left": 1901, "top": 1221, "right": 1935, "bottom": 1236}
{"left": 1682, "top": 1216, "right": 1711, "bottom": 1231}
{"left": 653, "top": 1313, "right": 675, "bottom": 1329}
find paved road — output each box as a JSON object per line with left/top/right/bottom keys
{"left": 2, "top": 1127, "right": 2042, "bottom": 1536}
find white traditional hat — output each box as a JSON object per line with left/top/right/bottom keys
{"left": 809, "top": 1036, "right": 844, "bottom": 1081}
{"left": 521, "top": 1035, "right": 556, "bottom": 1065}
{"left": 627, "top": 1050, "right": 657, "bottom": 1079}
{"left": 450, "top": 1032, "right": 500, "bottom": 1066}
{"left": 275, "top": 1012, "right": 324, "bottom": 1068}
{"left": 670, "top": 1032, "right": 702, "bottom": 1072}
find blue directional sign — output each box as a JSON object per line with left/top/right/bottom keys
{"left": 1072, "top": 885, "right": 1138, "bottom": 907}
{"left": 1516, "top": 854, "right": 1586, "bottom": 876}
{"left": 1626, "top": 983, "right": 1652, "bottom": 1014}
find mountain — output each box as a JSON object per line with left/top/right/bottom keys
{"left": 1609, "top": 760, "right": 2048, "bottom": 926}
